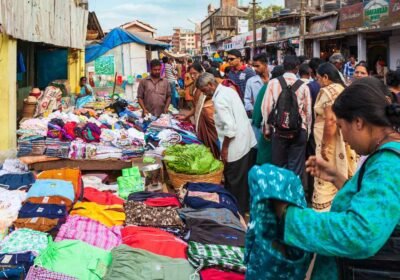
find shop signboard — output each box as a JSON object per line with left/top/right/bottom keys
{"left": 389, "top": 0, "right": 400, "bottom": 23}
{"left": 266, "top": 26, "right": 277, "bottom": 42}
{"left": 223, "top": 39, "right": 233, "bottom": 51}
{"left": 231, "top": 34, "right": 247, "bottom": 49}
{"left": 94, "top": 55, "right": 115, "bottom": 75}
{"left": 245, "top": 28, "right": 265, "bottom": 44}
{"left": 310, "top": 16, "right": 339, "bottom": 34}
{"left": 364, "top": 0, "right": 390, "bottom": 26}
{"left": 340, "top": 2, "right": 363, "bottom": 29}
{"left": 238, "top": 20, "right": 249, "bottom": 34}
{"left": 276, "top": 25, "right": 299, "bottom": 40}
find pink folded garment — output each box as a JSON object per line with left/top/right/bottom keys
{"left": 26, "top": 266, "right": 78, "bottom": 280}
{"left": 200, "top": 268, "right": 245, "bottom": 280}
{"left": 55, "top": 215, "right": 122, "bottom": 250}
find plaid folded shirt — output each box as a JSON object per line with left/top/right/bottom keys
{"left": 188, "top": 241, "right": 246, "bottom": 273}
{"left": 26, "top": 266, "right": 77, "bottom": 280}
{"left": 55, "top": 215, "right": 122, "bottom": 250}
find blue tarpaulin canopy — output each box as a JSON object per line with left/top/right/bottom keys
{"left": 85, "top": 28, "right": 169, "bottom": 62}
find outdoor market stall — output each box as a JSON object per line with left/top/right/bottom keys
{"left": 0, "top": 73, "right": 249, "bottom": 279}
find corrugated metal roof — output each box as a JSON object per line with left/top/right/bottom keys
{"left": 0, "top": 0, "right": 88, "bottom": 49}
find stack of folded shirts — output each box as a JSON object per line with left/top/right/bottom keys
{"left": 13, "top": 179, "right": 75, "bottom": 233}
{"left": 121, "top": 146, "right": 145, "bottom": 160}
{"left": 56, "top": 215, "right": 122, "bottom": 250}
{"left": 0, "top": 228, "right": 50, "bottom": 256}
{"left": 33, "top": 240, "right": 112, "bottom": 280}
{"left": 45, "top": 138, "right": 70, "bottom": 158}
{"left": 104, "top": 245, "right": 196, "bottom": 280}
{"left": 126, "top": 191, "right": 184, "bottom": 237}
{"left": 0, "top": 252, "right": 35, "bottom": 279}
{"left": 179, "top": 183, "right": 247, "bottom": 278}
{"left": 124, "top": 200, "right": 183, "bottom": 228}
{"left": 94, "top": 145, "right": 123, "bottom": 160}
{"left": 13, "top": 202, "right": 67, "bottom": 232}
{"left": 83, "top": 187, "right": 124, "bottom": 205}
{"left": 70, "top": 202, "right": 125, "bottom": 227}
{"left": 121, "top": 226, "right": 187, "bottom": 259}
{"left": 188, "top": 241, "right": 246, "bottom": 274}
{"left": 17, "top": 136, "right": 46, "bottom": 157}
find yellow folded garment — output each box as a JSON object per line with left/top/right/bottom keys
{"left": 70, "top": 202, "right": 125, "bottom": 227}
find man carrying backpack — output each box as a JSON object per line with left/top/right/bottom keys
{"left": 261, "top": 55, "right": 312, "bottom": 176}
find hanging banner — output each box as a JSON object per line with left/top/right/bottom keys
{"left": 266, "top": 26, "right": 277, "bottom": 42}
{"left": 390, "top": 0, "right": 400, "bottom": 23}
{"left": 94, "top": 55, "right": 115, "bottom": 75}
{"left": 276, "top": 25, "right": 299, "bottom": 40}
{"left": 310, "top": 16, "right": 338, "bottom": 34}
{"left": 238, "top": 20, "right": 249, "bottom": 34}
{"left": 364, "top": 0, "right": 390, "bottom": 26}
{"left": 340, "top": 2, "right": 363, "bottom": 29}
{"left": 231, "top": 34, "right": 247, "bottom": 49}
{"left": 245, "top": 28, "right": 265, "bottom": 44}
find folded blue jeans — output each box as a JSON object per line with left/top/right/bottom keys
{"left": 18, "top": 203, "right": 67, "bottom": 219}
{"left": 0, "top": 173, "right": 35, "bottom": 190}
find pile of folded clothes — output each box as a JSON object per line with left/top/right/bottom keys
{"left": 0, "top": 166, "right": 246, "bottom": 279}
{"left": 17, "top": 136, "right": 46, "bottom": 157}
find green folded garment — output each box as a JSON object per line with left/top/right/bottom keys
{"left": 34, "top": 240, "right": 112, "bottom": 280}
{"left": 117, "top": 166, "right": 144, "bottom": 199}
{"left": 104, "top": 245, "right": 198, "bottom": 280}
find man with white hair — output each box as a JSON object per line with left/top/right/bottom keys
{"left": 196, "top": 73, "right": 257, "bottom": 215}
{"left": 329, "top": 53, "right": 347, "bottom": 85}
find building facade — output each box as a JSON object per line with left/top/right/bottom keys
{"left": 201, "top": 0, "right": 248, "bottom": 54}
{"left": 307, "top": 0, "right": 400, "bottom": 72}
{"left": 172, "top": 28, "right": 201, "bottom": 55}
{"left": 121, "top": 20, "right": 157, "bottom": 38}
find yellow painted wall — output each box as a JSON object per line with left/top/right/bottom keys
{"left": 0, "top": 33, "right": 17, "bottom": 152}
{"left": 68, "top": 49, "right": 85, "bottom": 94}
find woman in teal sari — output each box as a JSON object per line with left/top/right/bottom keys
{"left": 76, "top": 76, "right": 94, "bottom": 108}
{"left": 272, "top": 77, "right": 400, "bottom": 279}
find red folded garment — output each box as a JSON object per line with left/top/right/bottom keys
{"left": 122, "top": 226, "right": 187, "bottom": 259}
{"left": 144, "top": 197, "right": 181, "bottom": 207}
{"left": 83, "top": 187, "right": 124, "bottom": 205}
{"left": 200, "top": 268, "right": 245, "bottom": 280}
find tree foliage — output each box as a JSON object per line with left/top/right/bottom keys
{"left": 247, "top": 5, "right": 283, "bottom": 30}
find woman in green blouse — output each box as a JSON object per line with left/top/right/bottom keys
{"left": 274, "top": 77, "right": 400, "bottom": 279}
{"left": 252, "top": 65, "right": 285, "bottom": 165}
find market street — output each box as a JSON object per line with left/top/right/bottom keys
{"left": 0, "top": 0, "right": 400, "bottom": 279}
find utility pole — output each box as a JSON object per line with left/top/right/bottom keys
{"left": 250, "top": 0, "right": 259, "bottom": 60}
{"left": 299, "top": 0, "right": 306, "bottom": 56}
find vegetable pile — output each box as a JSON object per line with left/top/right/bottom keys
{"left": 164, "top": 144, "right": 223, "bottom": 175}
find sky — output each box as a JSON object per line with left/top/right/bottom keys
{"left": 89, "top": 0, "right": 284, "bottom": 36}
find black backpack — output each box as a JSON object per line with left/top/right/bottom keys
{"left": 338, "top": 147, "right": 400, "bottom": 280}
{"left": 267, "top": 76, "right": 304, "bottom": 139}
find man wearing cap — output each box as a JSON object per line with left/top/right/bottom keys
{"left": 226, "top": 49, "right": 256, "bottom": 101}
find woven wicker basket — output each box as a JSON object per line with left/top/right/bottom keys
{"left": 166, "top": 167, "right": 223, "bottom": 190}
{"left": 22, "top": 101, "right": 37, "bottom": 119}
{"left": 86, "top": 30, "right": 99, "bottom": 40}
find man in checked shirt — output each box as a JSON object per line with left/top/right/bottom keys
{"left": 261, "top": 55, "right": 312, "bottom": 177}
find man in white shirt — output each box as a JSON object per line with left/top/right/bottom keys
{"left": 196, "top": 73, "right": 257, "bottom": 215}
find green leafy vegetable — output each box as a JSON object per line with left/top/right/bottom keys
{"left": 164, "top": 144, "right": 223, "bottom": 175}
